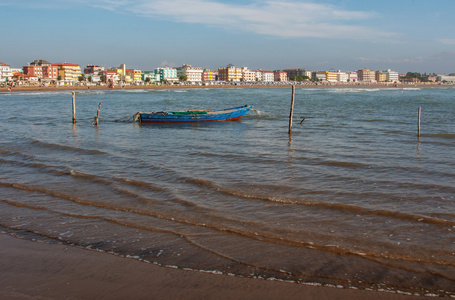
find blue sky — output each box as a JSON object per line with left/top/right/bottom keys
{"left": 1, "top": 0, "right": 454, "bottom": 74}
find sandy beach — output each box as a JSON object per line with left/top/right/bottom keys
{"left": 0, "top": 81, "right": 446, "bottom": 93}
{"left": 0, "top": 234, "right": 425, "bottom": 300}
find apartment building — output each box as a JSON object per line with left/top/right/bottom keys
{"left": 52, "top": 63, "right": 82, "bottom": 81}
{"left": 202, "top": 69, "right": 218, "bottom": 82}
{"left": 218, "top": 65, "right": 242, "bottom": 82}
{"left": 273, "top": 70, "right": 288, "bottom": 82}
{"left": 84, "top": 65, "right": 105, "bottom": 75}
{"left": 155, "top": 67, "right": 178, "bottom": 82}
{"left": 325, "top": 71, "right": 338, "bottom": 82}
{"left": 241, "top": 67, "right": 256, "bottom": 82}
{"left": 376, "top": 70, "right": 387, "bottom": 82}
{"left": 142, "top": 71, "right": 161, "bottom": 82}
{"left": 126, "top": 69, "right": 143, "bottom": 82}
{"left": 283, "top": 68, "right": 311, "bottom": 79}
{"left": 0, "top": 62, "right": 13, "bottom": 82}
{"left": 336, "top": 71, "right": 348, "bottom": 82}
{"left": 385, "top": 69, "right": 399, "bottom": 82}
{"left": 260, "top": 70, "right": 274, "bottom": 82}
{"left": 312, "top": 71, "right": 327, "bottom": 81}
{"left": 176, "top": 64, "right": 203, "bottom": 83}
{"left": 348, "top": 71, "right": 358, "bottom": 82}
{"left": 436, "top": 75, "right": 455, "bottom": 83}
{"left": 23, "top": 59, "right": 58, "bottom": 80}
{"left": 357, "top": 69, "right": 376, "bottom": 82}
{"left": 99, "top": 70, "right": 119, "bottom": 82}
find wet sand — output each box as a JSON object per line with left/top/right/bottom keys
{"left": 0, "top": 234, "right": 424, "bottom": 300}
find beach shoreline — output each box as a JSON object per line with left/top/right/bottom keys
{"left": 0, "top": 233, "right": 425, "bottom": 300}
{"left": 0, "top": 82, "right": 448, "bottom": 93}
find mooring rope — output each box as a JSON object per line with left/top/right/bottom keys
{"left": 114, "top": 112, "right": 141, "bottom": 122}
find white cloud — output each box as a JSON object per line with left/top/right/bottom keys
{"left": 88, "top": 0, "right": 397, "bottom": 40}
{"left": 436, "top": 38, "right": 455, "bottom": 45}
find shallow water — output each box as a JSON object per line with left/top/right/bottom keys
{"left": 1, "top": 87, "right": 454, "bottom": 296}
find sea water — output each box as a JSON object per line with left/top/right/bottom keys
{"left": 1, "top": 87, "right": 454, "bottom": 296}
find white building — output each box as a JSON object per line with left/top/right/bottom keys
{"left": 437, "top": 75, "right": 455, "bottom": 83}
{"left": 176, "top": 64, "right": 203, "bottom": 83}
{"left": 336, "top": 71, "right": 349, "bottom": 82}
{"left": 385, "top": 69, "right": 399, "bottom": 82}
{"left": 261, "top": 70, "right": 274, "bottom": 82}
{"left": 0, "top": 62, "right": 13, "bottom": 83}
{"left": 312, "top": 71, "right": 327, "bottom": 81}
{"left": 241, "top": 67, "right": 256, "bottom": 82}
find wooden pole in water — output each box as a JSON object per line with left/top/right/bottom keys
{"left": 94, "top": 103, "right": 101, "bottom": 125}
{"left": 288, "top": 85, "right": 295, "bottom": 134}
{"left": 417, "top": 107, "right": 421, "bottom": 137}
{"left": 72, "top": 91, "right": 76, "bottom": 124}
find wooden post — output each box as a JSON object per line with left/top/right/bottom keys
{"left": 94, "top": 103, "right": 101, "bottom": 125}
{"left": 417, "top": 107, "right": 421, "bottom": 137}
{"left": 288, "top": 85, "right": 295, "bottom": 134}
{"left": 72, "top": 91, "right": 76, "bottom": 124}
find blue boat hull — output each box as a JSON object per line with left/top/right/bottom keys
{"left": 139, "top": 105, "right": 252, "bottom": 123}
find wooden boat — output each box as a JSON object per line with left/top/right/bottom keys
{"left": 138, "top": 105, "right": 253, "bottom": 123}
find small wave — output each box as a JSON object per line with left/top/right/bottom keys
{"left": 31, "top": 140, "right": 106, "bottom": 155}
{"left": 121, "top": 89, "right": 148, "bottom": 93}
{"left": 0, "top": 91, "right": 71, "bottom": 97}
{"left": 327, "top": 88, "right": 384, "bottom": 93}
{"left": 183, "top": 178, "right": 455, "bottom": 228}
{"left": 75, "top": 90, "right": 106, "bottom": 95}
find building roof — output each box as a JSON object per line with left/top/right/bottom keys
{"left": 30, "top": 59, "right": 52, "bottom": 66}
{"left": 52, "top": 63, "right": 80, "bottom": 67}
{"left": 0, "top": 62, "right": 10, "bottom": 67}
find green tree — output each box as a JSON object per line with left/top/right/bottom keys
{"left": 405, "top": 72, "right": 422, "bottom": 79}
{"left": 179, "top": 75, "right": 187, "bottom": 82}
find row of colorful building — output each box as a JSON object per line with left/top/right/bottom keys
{"left": 1, "top": 59, "right": 454, "bottom": 85}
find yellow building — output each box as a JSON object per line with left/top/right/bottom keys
{"left": 376, "top": 71, "right": 387, "bottom": 82}
{"left": 325, "top": 71, "right": 338, "bottom": 82}
{"left": 202, "top": 69, "right": 217, "bottom": 81}
{"left": 218, "top": 66, "right": 242, "bottom": 82}
{"left": 53, "top": 63, "right": 82, "bottom": 81}
{"left": 126, "top": 69, "right": 143, "bottom": 82}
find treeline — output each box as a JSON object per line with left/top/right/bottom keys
{"left": 402, "top": 72, "right": 435, "bottom": 80}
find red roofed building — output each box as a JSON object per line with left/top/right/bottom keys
{"left": 23, "top": 59, "right": 58, "bottom": 80}
{"left": 0, "top": 62, "right": 13, "bottom": 82}
{"left": 99, "top": 70, "right": 119, "bottom": 83}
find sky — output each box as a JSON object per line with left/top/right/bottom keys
{"left": 1, "top": 0, "right": 454, "bottom": 74}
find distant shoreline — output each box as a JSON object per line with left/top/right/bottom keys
{"left": 1, "top": 82, "right": 450, "bottom": 93}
